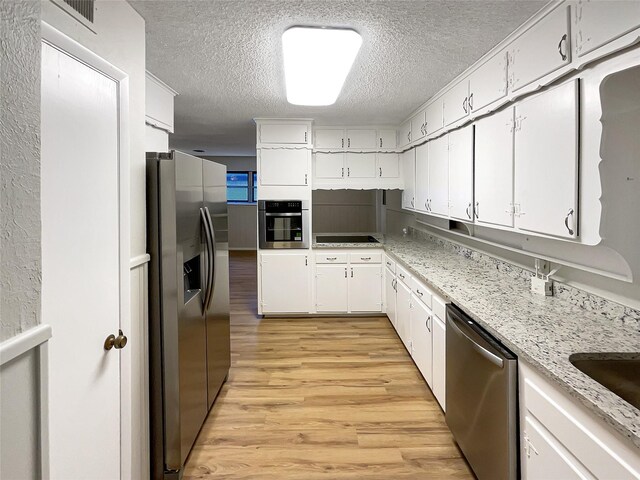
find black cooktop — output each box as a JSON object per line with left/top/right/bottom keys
{"left": 316, "top": 235, "right": 380, "bottom": 244}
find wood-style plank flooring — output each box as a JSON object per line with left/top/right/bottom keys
{"left": 184, "top": 251, "right": 474, "bottom": 479}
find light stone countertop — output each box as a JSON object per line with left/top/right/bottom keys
{"left": 382, "top": 233, "right": 640, "bottom": 450}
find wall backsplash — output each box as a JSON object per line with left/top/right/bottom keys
{"left": 409, "top": 226, "right": 640, "bottom": 327}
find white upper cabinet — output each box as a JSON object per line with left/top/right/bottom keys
{"left": 508, "top": 6, "right": 571, "bottom": 92}
{"left": 346, "top": 152, "right": 376, "bottom": 178}
{"left": 448, "top": 126, "right": 474, "bottom": 222}
{"left": 346, "top": 129, "right": 376, "bottom": 149}
{"left": 145, "top": 72, "right": 177, "bottom": 133}
{"left": 428, "top": 136, "right": 449, "bottom": 217}
{"left": 259, "top": 122, "right": 310, "bottom": 145}
{"left": 349, "top": 264, "right": 383, "bottom": 312}
{"left": 443, "top": 80, "right": 470, "bottom": 127}
{"left": 315, "top": 264, "right": 348, "bottom": 313}
{"left": 315, "top": 152, "right": 344, "bottom": 179}
{"left": 574, "top": 0, "right": 640, "bottom": 57}
{"left": 315, "top": 128, "right": 344, "bottom": 149}
{"left": 415, "top": 143, "right": 429, "bottom": 213}
{"left": 474, "top": 107, "right": 515, "bottom": 228}
{"left": 259, "top": 148, "right": 310, "bottom": 186}
{"left": 399, "top": 120, "right": 412, "bottom": 148}
{"left": 376, "top": 153, "right": 399, "bottom": 178}
{"left": 377, "top": 129, "right": 397, "bottom": 149}
{"left": 425, "top": 99, "right": 444, "bottom": 135}
{"left": 514, "top": 80, "right": 578, "bottom": 239}
{"left": 411, "top": 109, "right": 427, "bottom": 143}
{"left": 401, "top": 149, "right": 416, "bottom": 210}
{"left": 468, "top": 51, "right": 508, "bottom": 113}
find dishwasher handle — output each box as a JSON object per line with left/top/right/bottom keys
{"left": 447, "top": 313, "right": 504, "bottom": 368}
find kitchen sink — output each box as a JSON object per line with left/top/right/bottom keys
{"left": 569, "top": 353, "right": 640, "bottom": 409}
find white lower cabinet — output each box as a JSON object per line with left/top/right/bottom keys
{"left": 259, "top": 252, "right": 311, "bottom": 313}
{"left": 395, "top": 278, "right": 412, "bottom": 351}
{"left": 315, "top": 264, "right": 348, "bottom": 312}
{"left": 349, "top": 264, "right": 383, "bottom": 312}
{"left": 431, "top": 314, "right": 446, "bottom": 410}
{"left": 410, "top": 294, "right": 433, "bottom": 387}
{"left": 519, "top": 361, "right": 640, "bottom": 480}
{"left": 384, "top": 265, "right": 397, "bottom": 328}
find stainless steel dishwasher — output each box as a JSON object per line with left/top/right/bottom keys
{"left": 445, "top": 304, "right": 518, "bottom": 480}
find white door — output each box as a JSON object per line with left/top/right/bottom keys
{"left": 468, "top": 51, "right": 508, "bottom": 112}
{"left": 396, "top": 280, "right": 412, "bottom": 351}
{"left": 448, "top": 126, "right": 474, "bottom": 222}
{"left": 384, "top": 269, "right": 397, "bottom": 327}
{"left": 260, "top": 253, "right": 310, "bottom": 313}
{"left": 41, "top": 42, "right": 122, "bottom": 479}
{"left": 432, "top": 315, "right": 446, "bottom": 411}
{"left": 315, "top": 152, "right": 345, "bottom": 179}
{"left": 425, "top": 99, "right": 443, "bottom": 135}
{"left": 259, "top": 149, "right": 309, "bottom": 186}
{"left": 514, "top": 80, "right": 578, "bottom": 238}
{"left": 399, "top": 120, "right": 412, "bottom": 148}
{"left": 575, "top": 1, "right": 640, "bottom": 57}
{"left": 346, "top": 129, "right": 376, "bottom": 149}
{"left": 475, "top": 108, "right": 515, "bottom": 227}
{"left": 401, "top": 149, "right": 416, "bottom": 210}
{"left": 509, "top": 6, "right": 571, "bottom": 92}
{"left": 315, "top": 129, "right": 344, "bottom": 149}
{"left": 377, "top": 129, "right": 396, "bottom": 149}
{"left": 346, "top": 152, "right": 376, "bottom": 178}
{"left": 410, "top": 296, "right": 433, "bottom": 387}
{"left": 349, "top": 264, "right": 382, "bottom": 312}
{"left": 376, "top": 153, "right": 399, "bottom": 178}
{"left": 428, "top": 135, "right": 449, "bottom": 217}
{"left": 442, "top": 79, "right": 469, "bottom": 127}
{"left": 315, "top": 265, "right": 348, "bottom": 313}
{"left": 411, "top": 109, "right": 427, "bottom": 142}
{"left": 259, "top": 123, "right": 308, "bottom": 144}
{"left": 414, "top": 143, "right": 429, "bottom": 213}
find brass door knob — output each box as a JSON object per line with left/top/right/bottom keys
{"left": 104, "top": 334, "right": 116, "bottom": 350}
{"left": 114, "top": 329, "right": 128, "bottom": 349}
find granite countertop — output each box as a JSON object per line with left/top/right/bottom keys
{"left": 382, "top": 233, "right": 640, "bottom": 450}
{"left": 312, "top": 232, "right": 385, "bottom": 249}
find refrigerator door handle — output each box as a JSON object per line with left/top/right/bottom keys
{"left": 200, "top": 207, "right": 214, "bottom": 310}
{"left": 204, "top": 206, "right": 217, "bottom": 310}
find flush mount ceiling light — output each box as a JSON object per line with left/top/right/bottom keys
{"left": 282, "top": 26, "right": 362, "bottom": 106}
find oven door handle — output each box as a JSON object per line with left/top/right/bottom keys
{"left": 264, "top": 212, "right": 302, "bottom": 217}
{"left": 447, "top": 315, "right": 504, "bottom": 368}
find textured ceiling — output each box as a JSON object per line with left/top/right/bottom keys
{"left": 130, "top": 0, "right": 546, "bottom": 156}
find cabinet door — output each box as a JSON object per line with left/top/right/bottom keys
{"left": 432, "top": 315, "right": 446, "bottom": 411}
{"left": 377, "top": 129, "right": 396, "bottom": 149}
{"left": 401, "top": 149, "right": 416, "bottom": 210}
{"left": 315, "top": 129, "right": 344, "bottom": 149}
{"left": 399, "top": 120, "right": 412, "bottom": 148}
{"left": 425, "top": 99, "right": 443, "bottom": 135}
{"left": 376, "top": 153, "right": 399, "bottom": 178}
{"left": 415, "top": 143, "right": 429, "bottom": 213}
{"left": 259, "top": 149, "right": 309, "bottom": 186}
{"left": 428, "top": 136, "right": 449, "bottom": 216}
{"left": 514, "top": 80, "right": 578, "bottom": 238}
{"left": 410, "top": 296, "right": 433, "bottom": 387}
{"left": 349, "top": 264, "right": 382, "bottom": 313}
{"left": 475, "top": 108, "right": 515, "bottom": 228}
{"left": 509, "top": 6, "right": 571, "bottom": 92}
{"left": 575, "top": 0, "right": 640, "bottom": 57}
{"left": 315, "top": 152, "right": 344, "bottom": 179}
{"left": 260, "top": 253, "right": 310, "bottom": 313}
{"left": 260, "top": 123, "right": 309, "bottom": 144}
{"left": 346, "top": 152, "right": 376, "bottom": 178}
{"left": 384, "top": 269, "right": 397, "bottom": 327}
{"left": 315, "top": 264, "right": 348, "bottom": 313}
{"left": 469, "top": 51, "right": 508, "bottom": 112}
{"left": 411, "top": 109, "right": 427, "bottom": 143}
{"left": 448, "top": 126, "right": 474, "bottom": 222}
{"left": 346, "top": 129, "right": 376, "bottom": 149}
{"left": 396, "top": 280, "right": 412, "bottom": 351}
{"left": 442, "top": 80, "right": 469, "bottom": 127}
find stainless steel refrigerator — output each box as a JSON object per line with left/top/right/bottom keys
{"left": 146, "top": 150, "right": 230, "bottom": 480}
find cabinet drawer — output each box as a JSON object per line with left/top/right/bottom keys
{"left": 349, "top": 252, "right": 382, "bottom": 264}
{"left": 432, "top": 294, "right": 447, "bottom": 321}
{"left": 396, "top": 264, "right": 411, "bottom": 285}
{"left": 384, "top": 255, "right": 396, "bottom": 273}
{"left": 409, "top": 277, "right": 432, "bottom": 309}
{"left": 315, "top": 252, "right": 348, "bottom": 264}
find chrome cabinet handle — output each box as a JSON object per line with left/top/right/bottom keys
{"left": 463, "top": 96, "right": 468, "bottom": 114}
{"left": 348, "top": 138, "right": 351, "bottom": 148}
{"left": 341, "top": 138, "right": 344, "bottom": 148}
{"left": 468, "top": 93, "right": 474, "bottom": 110}
{"left": 386, "top": 261, "right": 391, "bottom": 267}
{"left": 425, "top": 315, "right": 431, "bottom": 332}
{"left": 379, "top": 167, "right": 383, "bottom": 177}
{"left": 475, "top": 201, "right": 479, "bottom": 219}
{"left": 380, "top": 138, "right": 383, "bottom": 148}
{"left": 350, "top": 268, "right": 354, "bottom": 278}
{"left": 416, "top": 289, "right": 423, "bottom": 297}
{"left": 304, "top": 173, "right": 308, "bottom": 185}
{"left": 399, "top": 273, "right": 405, "bottom": 280}
{"left": 411, "top": 198, "right": 415, "bottom": 208}
{"left": 564, "top": 208, "right": 575, "bottom": 235}
{"left": 341, "top": 167, "right": 344, "bottom": 177}
{"left": 361, "top": 257, "right": 371, "bottom": 261}
{"left": 558, "top": 34, "right": 568, "bottom": 61}
{"left": 466, "top": 203, "right": 472, "bottom": 219}
{"left": 347, "top": 167, "right": 350, "bottom": 177}
{"left": 407, "top": 132, "right": 411, "bottom": 142}
{"left": 425, "top": 201, "right": 428, "bottom": 211}
{"left": 345, "top": 268, "right": 347, "bottom": 278}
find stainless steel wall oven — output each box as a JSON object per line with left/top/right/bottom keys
{"left": 258, "top": 200, "right": 309, "bottom": 249}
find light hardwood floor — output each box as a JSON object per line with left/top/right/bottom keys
{"left": 184, "top": 251, "right": 475, "bottom": 479}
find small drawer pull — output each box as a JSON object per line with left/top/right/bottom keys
{"left": 326, "top": 257, "right": 337, "bottom": 261}
{"left": 399, "top": 273, "right": 405, "bottom": 279}
{"left": 361, "top": 257, "right": 371, "bottom": 261}
{"left": 386, "top": 261, "right": 391, "bottom": 266}
{"left": 416, "top": 289, "right": 423, "bottom": 297}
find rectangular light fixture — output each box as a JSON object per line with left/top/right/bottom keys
{"left": 282, "top": 26, "right": 362, "bottom": 106}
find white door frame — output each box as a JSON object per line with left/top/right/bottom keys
{"left": 40, "top": 21, "right": 132, "bottom": 480}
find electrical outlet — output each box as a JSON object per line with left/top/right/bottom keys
{"left": 531, "top": 275, "right": 553, "bottom": 296}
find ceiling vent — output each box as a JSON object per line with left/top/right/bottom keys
{"left": 62, "top": 0, "right": 95, "bottom": 23}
